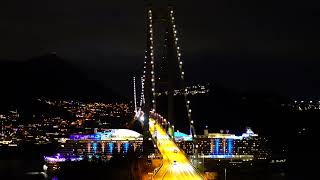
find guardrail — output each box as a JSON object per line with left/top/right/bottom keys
{"left": 153, "top": 153, "right": 170, "bottom": 180}
{"left": 150, "top": 122, "right": 165, "bottom": 180}
{"left": 152, "top": 159, "right": 163, "bottom": 179}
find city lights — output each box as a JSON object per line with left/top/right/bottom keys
{"left": 0, "top": 0, "right": 294, "bottom": 179}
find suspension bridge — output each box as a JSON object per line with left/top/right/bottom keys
{"left": 133, "top": 1, "right": 204, "bottom": 179}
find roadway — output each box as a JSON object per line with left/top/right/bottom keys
{"left": 149, "top": 119, "right": 203, "bottom": 180}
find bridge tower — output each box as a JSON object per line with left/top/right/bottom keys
{"left": 142, "top": 0, "right": 196, "bottom": 140}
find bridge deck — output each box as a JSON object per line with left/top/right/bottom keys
{"left": 149, "top": 119, "right": 203, "bottom": 180}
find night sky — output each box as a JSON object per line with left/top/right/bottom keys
{"left": 1, "top": 0, "right": 319, "bottom": 98}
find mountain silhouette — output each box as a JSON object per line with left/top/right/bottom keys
{"left": 0, "top": 53, "right": 123, "bottom": 109}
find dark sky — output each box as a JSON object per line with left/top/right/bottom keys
{"left": 1, "top": 0, "right": 319, "bottom": 98}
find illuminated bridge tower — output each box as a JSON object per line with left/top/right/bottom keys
{"left": 143, "top": 0, "right": 196, "bottom": 139}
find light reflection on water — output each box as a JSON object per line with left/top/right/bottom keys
{"left": 109, "top": 142, "right": 113, "bottom": 154}
{"left": 124, "top": 142, "right": 129, "bottom": 154}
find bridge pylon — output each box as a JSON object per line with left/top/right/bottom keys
{"left": 142, "top": 0, "right": 196, "bottom": 147}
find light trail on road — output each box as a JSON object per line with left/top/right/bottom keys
{"left": 149, "top": 119, "right": 203, "bottom": 180}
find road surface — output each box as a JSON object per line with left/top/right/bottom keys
{"left": 149, "top": 119, "right": 203, "bottom": 180}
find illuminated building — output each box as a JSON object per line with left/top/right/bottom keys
{"left": 176, "top": 128, "right": 270, "bottom": 161}
{"left": 234, "top": 128, "right": 270, "bottom": 160}
{"left": 55, "top": 129, "right": 143, "bottom": 160}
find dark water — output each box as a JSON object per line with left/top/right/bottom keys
{"left": 0, "top": 144, "right": 138, "bottom": 180}
{"left": 0, "top": 144, "right": 55, "bottom": 179}
{"left": 1, "top": 146, "right": 288, "bottom": 180}
{"left": 202, "top": 159, "right": 288, "bottom": 180}
{"left": 0, "top": 159, "right": 288, "bottom": 180}
{"left": 0, "top": 159, "right": 46, "bottom": 179}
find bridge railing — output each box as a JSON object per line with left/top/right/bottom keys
{"left": 152, "top": 154, "right": 170, "bottom": 180}
{"left": 151, "top": 134, "right": 170, "bottom": 180}
{"left": 152, "top": 117, "right": 205, "bottom": 179}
